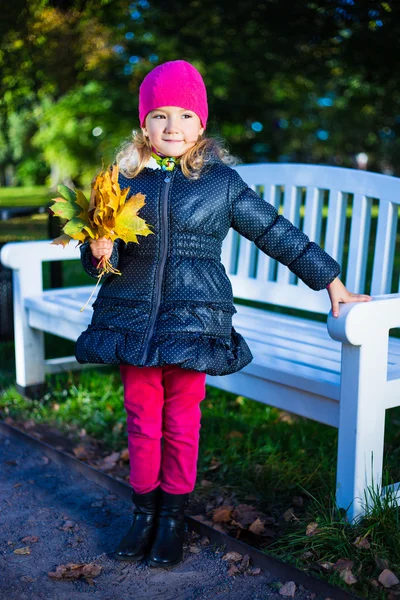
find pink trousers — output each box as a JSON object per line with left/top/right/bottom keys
{"left": 120, "top": 364, "right": 207, "bottom": 495}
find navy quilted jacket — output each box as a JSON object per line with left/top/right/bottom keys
{"left": 75, "top": 158, "right": 340, "bottom": 376}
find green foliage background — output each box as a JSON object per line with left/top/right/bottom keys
{"left": 0, "top": 0, "right": 398, "bottom": 187}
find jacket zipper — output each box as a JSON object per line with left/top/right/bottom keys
{"left": 140, "top": 169, "right": 175, "bottom": 365}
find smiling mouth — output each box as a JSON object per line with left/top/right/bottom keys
{"left": 163, "top": 140, "right": 183, "bottom": 142}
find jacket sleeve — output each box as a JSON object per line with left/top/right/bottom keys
{"left": 229, "top": 168, "right": 341, "bottom": 291}
{"left": 79, "top": 238, "right": 124, "bottom": 280}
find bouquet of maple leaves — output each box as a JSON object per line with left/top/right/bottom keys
{"left": 49, "top": 163, "right": 154, "bottom": 309}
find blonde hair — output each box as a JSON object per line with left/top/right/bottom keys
{"left": 115, "top": 129, "right": 239, "bottom": 180}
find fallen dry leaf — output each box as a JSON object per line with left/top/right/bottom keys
{"left": 248, "top": 517, "right": 265, "bottom": 535}
{"left": 222, "top": 551, "right": 243, "bottom": 562}
{"left": 283, "top": 508, "right": 297, "bottom": 522}
{"left": 72, "top": 445, "right": 93, "bottom": 460}
{"left": 208, "top": 457, "right": 222, "bottom": 471}
{"left": 340, "top": 568, "right": 358, "bottom": 585}
{"left": 228, "top": 564, "right": 240, "bottom": 576}
{"left": 20, "top": 576, "right": 35, "bottom": 582}
{"left": 306, "top": 522, "right": 318, "bottom": 536}
{"left": 48, "top": 562, "right": 102, "bottom": 584}
{"left": 241, "top": 554, "right": 250, "bottom": 567}
{"left": 353, "top": 535, "right": 371, "bottom": 549}
{"left": 14, "top": 547, "right": 31, "bottom": 555}
{"left": 318, "top": 561, "right": 334, "bottom": 570}
{"left": 21, "top": 536, "right": 39, "bottom": 543}
{"left": 279, "top": 581, "right": 296, "bottom": 596}
{"left": 379, "top": 569, "right": 400, "bottom": 588}
{"left": 13, "top": 482, "right": 23, "bottom": 488}
{"left": 212, "top": 506, "right": 233, "bottom": 524}
{"left": 332, "top": 558, "right": 354, "bottom": 573}
{"left": 120, "top": 448, "right": 130, "bottom": 462}
{"left": 96, "top": 451, "right": 121, "bottom": 471}
{"left": 232, "top": 504, "right": 260, "bottom": 528}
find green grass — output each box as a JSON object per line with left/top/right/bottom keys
{"left": 0, "top": 185, "right": 90, "bottom": 207}
{"left": 0, "top": 186, "right": 53, "bottom": 207}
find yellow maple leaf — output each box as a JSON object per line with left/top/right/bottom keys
{"left": 114, "top": 193, "right": 154, "bottom": 244}
{"left": 50, "top": 162, "right": 154, "bottom": 312}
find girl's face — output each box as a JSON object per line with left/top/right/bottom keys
{"left": 142, "top": 106, "right": 205, "bottom": 157}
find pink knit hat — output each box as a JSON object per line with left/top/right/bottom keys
{"left": 139, "top": 60, "right": 208, "bottom": 129}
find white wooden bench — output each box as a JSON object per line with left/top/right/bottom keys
{"left": 2, "top": 163, "right": 400, "bottom": 522}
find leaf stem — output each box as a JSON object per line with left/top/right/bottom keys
{"left": 79, "top": 254, "right": 121, "bottom": 311}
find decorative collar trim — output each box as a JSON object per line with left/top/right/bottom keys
{"left": 145, "top": 155, "right": 161, "bottom": 170}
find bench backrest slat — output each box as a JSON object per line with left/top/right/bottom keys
{"left": 227, "top": 164, "right": 400, "bottom": 314}
{"left": 324, "top": 189, "right": 347, "bottom": 264}
{"left": 296, "top": 186, "right": 324, "bottom": 291}
{"left": 276, "top": 185, "right": 302, "bottom": 286}
{"left": 345, "top": 194, "right": 372, "bottom": 294}
{"left": 371, "top": 199, "right": 398, "bottom": 295}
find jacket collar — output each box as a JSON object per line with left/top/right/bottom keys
{"left": 126, "top": 146, "right": 222, "bottom": 171}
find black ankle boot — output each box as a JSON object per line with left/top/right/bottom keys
{"left": 114, "top": 486, "right": 160, "bottom": 561}
{"left": 148, "top": 489, "right": 190, "bottom": 568}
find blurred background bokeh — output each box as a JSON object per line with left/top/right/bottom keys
{"left": 1, "top": 0, "right": 399, "bottom": 192}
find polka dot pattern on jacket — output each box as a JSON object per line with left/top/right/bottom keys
{"left": 75, "top": 157, "right": 340, "bottom": 376}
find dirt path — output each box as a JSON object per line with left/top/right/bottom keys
{"left": 0, "top": 430, "right": 328, "bottom": 600}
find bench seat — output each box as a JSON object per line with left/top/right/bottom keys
{"left": 25, "top": 286, "right": 400, "bottom": 430}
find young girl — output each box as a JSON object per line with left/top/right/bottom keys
{"left": 75, "top": 60, "right": 372, "bottom": 569}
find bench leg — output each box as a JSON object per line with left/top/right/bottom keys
{"left": 336, "top": 339, "right": 387, "bottom": 522}
{"left": 14, "top": 323, "right": 46, "bottom": 398}
{"left": 12, "top": 266, "right": 46, "bottom": 398}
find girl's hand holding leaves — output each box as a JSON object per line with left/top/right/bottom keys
{"left": 89, "top": 237, "right": 114, "bottom": 262}
{"left": 49, "top": 163, "right": 154, "bottom": 310}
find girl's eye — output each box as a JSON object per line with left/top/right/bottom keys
{"left": 152, "top": 114, "right": 192, "bottom": 118}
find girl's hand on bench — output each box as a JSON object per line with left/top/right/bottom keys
{"left": 327, "top": 277, "right": 372, "bottom": 318}
{"left": 89, "top": 237, "right": 113, "bottom": 261}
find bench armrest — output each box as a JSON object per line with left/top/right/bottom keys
{"left": 327, "top": 293, "right": 400, "bottom": 345}
{"left": 0, "top": 240, "right": 81, "bottom": 270}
